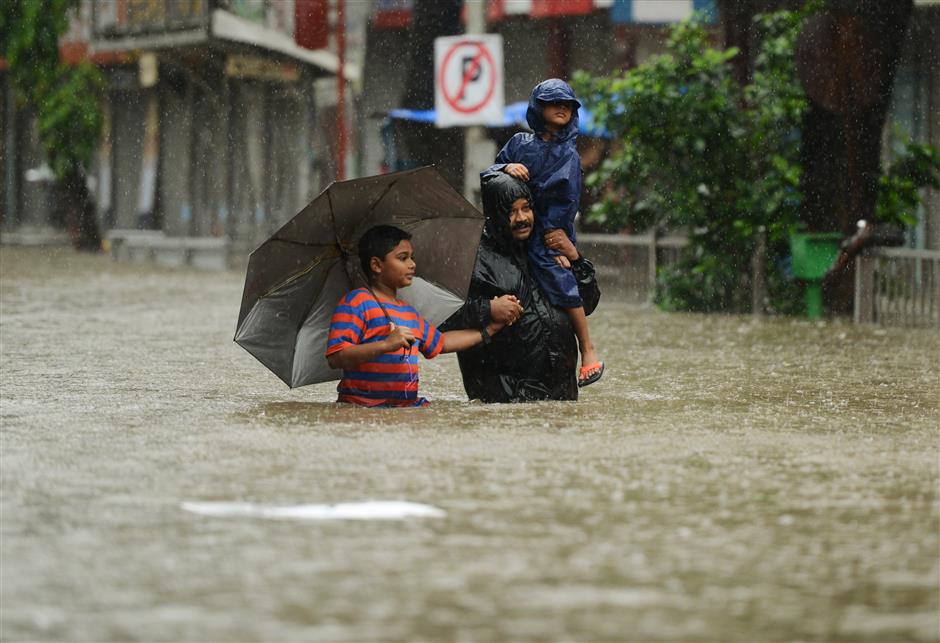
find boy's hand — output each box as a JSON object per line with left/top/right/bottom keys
{"left": 553, "top": 254, "right": 571, "bottom": 269}
{"left": 384, "top": 322, "right": 416, "bottom": 350}
{"left": 503, "top": 163, "right": 530, "bottom": 181}
{"left": 489, "top": 295, "right": 523, "bottom": 325}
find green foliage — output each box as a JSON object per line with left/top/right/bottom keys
{"left": 37, "top": 62, "right": 104, "bottom": 178}
{"left": 1, "top": 0, "right": 104, "bottom": 180}
{"left": 875, "top": 131, "right": 940, "bottom": 229}
{"left": 1, "top": 0, "right": 72, "bottom": 96}
{"left": 573, "top": 7, "right": 813, "bottom": 313}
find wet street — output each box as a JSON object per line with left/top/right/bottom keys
{"left": 1, "top": 246, "right": 938, "bottom": 641}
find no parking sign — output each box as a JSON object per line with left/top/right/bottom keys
{"left": 434, "top": 34, "right": 504, "bottom": 127}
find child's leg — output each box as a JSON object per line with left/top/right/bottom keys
{"left": 565, "top": 306, "right": 600, "bottom": 372}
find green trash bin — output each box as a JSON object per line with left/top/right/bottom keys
{"left": 789, "top": 232, "right": 842, "bottom": 319}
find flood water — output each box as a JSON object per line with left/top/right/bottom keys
{"left": 1, "top": 246, "right": 938, "bottom": 642}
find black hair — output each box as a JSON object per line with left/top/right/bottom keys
{"left": 357, "top": 225, "right": 412, "bottom": 282}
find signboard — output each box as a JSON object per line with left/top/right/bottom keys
{"left": 225, "top": 54, "right": 300, "bottom": 83}
{"left": 434, "top": 34, "right": 504, "bottom": 127}
{"left": 93, "top": 0, "right": 208, "bottom": 36}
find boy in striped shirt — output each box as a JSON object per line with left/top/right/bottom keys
{"left": 326, "top": 225, "right": 519, "bottom": 407}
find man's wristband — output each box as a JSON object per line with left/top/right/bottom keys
{"left": 479, "top": 327, "right": 492, "bottom": 345}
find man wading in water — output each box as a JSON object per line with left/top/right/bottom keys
{"left": 441, "top": 174, "right": 601, "bottom": 402}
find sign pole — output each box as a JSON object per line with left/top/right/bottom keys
{"left": 4, "top": 75, "right": 16, "bottom": 227}
{"left": 335, "top": 0, "right": 347, "bottom": 180}
{"left": 462, "top": 1, "right": 495, "bottom": 205}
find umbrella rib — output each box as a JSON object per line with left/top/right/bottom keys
{"left": 259, "top": 253, "right": 336, "bottom": 300}
{"left": 327, "top": 188, "right": 341, "bottom": 249}
{"left": 269, "top": 238, "right": 334, "bottom": 249}
{"left": 324, "top": 179, "right": 402, "bottom": 278}
{"left": 363, "top": 177, "right": 401, "bottom": 221}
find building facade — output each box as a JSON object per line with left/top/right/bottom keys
{"left": 2, "top": 0, "right": 936, "bottom": 253}
{"left": 1, "top": 0, "right": 358, "bottom": 253}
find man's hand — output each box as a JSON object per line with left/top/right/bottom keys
{"left": 544, "top": 228, "right": 579, "bottom": 262}
{"left": 503, "top": 163, "right": 530, "bottom": 181}
{"left": 489, "top": 294, "right": 523, "bottom": 325}
{"left": 553, "top": 255, "right": 571, "bottom": 269}
{"left": 384, "top": 322, "right": 415, "bottom": 350}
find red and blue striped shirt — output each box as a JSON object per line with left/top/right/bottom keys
{"left": 326, "top": 288, "right": 443, "bottom": 407}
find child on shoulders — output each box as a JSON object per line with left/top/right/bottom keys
{"left": 483, "top": 78, "right": 604, "bottom": 387}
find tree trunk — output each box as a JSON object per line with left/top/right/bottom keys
{"left": 716, "top": 0, "right": 756, "bottom": 86}
{"left": 799, "top": 1, "right": 912, "bottom": 233}
{"left": 397, "top": 0, "right": 464, "bottom": 190}
{"left": 716, "top": 0, "right": 803, "bottom": 86}
{"left": 60, "top": 167, "right": 102, "bottom": 252}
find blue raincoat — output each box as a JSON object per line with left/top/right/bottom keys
{"left": 482, "top": 78, "right": 583, "bottom": 308}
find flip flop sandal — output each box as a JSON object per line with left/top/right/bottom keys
{"left": 578, "top": 362, "right": 604, "bottom": 388}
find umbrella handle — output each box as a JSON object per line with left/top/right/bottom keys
{"left": 386, "top": 322, "right": 414, "bottom": 360}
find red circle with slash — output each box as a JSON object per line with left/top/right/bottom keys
{"left": 438, "top": 40, "right": 497, "bottom": 114}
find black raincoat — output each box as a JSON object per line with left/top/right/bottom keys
{"left": 440, "top": 173, "right": 600, "bottom": 403}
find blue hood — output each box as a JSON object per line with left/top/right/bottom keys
{"left": 525, "top": 79, "right": 582, "bottom": 143}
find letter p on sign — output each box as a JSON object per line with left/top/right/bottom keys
{"left": 434, "top": 35, "right": 504, "bottom": 128}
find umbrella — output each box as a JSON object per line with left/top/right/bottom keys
{"left": 235, "top": 166, "right": 484, "bottom": 388}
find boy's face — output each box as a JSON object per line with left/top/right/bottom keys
{"left": 508, "top": 198, "right": 535, "bottom": 241}
{"left": 542, "top": 100, "right": 574, "bottom": 131}
{"left": 370, "top": 239, "right": 416, "bottom": 290}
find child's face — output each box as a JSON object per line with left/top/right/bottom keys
{"left": 371, "top": 239, "right": 416, "bottom": 291}
{"left": 542, "top": 100, "right": 574, "bottom": 131}
{"left": 508, "top": 198, "right": 535, "bottom": 241}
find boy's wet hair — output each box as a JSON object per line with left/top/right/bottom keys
{"left": 358, "top": 225, "right": 412, "bottom": 282}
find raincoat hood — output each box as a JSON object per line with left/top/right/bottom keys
{"left": 525, "top": 79, "right": 581, "bottom": 143}
{"left": 481, "top": 173, "right": 534, "bottom": 254}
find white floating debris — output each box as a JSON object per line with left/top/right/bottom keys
{"left": 181, "top": 500, "right": 446, "bottom": 521}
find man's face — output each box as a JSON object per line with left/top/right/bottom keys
{"left": 542, "top": 100, "right": 573, "bottom": 131}
{"left": 508, "top": 198, "right": 535, "bottom": 241}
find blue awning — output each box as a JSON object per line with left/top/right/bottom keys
{"left": 610, "top": 0, "right": 715, "bottom": 24}
{"left": 386, "top": 102, "right": 611, "bottom": 139}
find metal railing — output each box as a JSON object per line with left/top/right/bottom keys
{"left": 854, "top": 247, "right": 940, "bottom": 328}
{"left": 578, "top": 232, "right": 689, "bottom": 304}
{"left": 106, "top": 229, "right": 231, "bottom": 270}
{"left": 575, "top": 233, "right": 940, "bottom": 327}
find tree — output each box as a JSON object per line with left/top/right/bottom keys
{"left": 796, "top": 1, "right": 913, "bottom": 234}
{"left": 875, "top": 134, "right": 940, "bottom": 230}
{"left": 715, "top": 0, "right": 807, "bottom": 85}
{"left": 1, "top": 0, "right": 103, "bottom": 251}
{"left": 792, "top": 1, "right": 914, "bottom": 311}
{"left": 575, "top": 10, "right": 810, "bottom": 313}
{"left": 717, "top": 1, "right": 917, "bottom": 233}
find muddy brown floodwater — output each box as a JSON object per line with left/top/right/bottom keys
{"left": 1, "top": 246, "right": 938, "bottom": 641}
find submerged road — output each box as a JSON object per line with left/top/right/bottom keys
{"left": 1, "top": 247, "right": 937, "bottom": 641}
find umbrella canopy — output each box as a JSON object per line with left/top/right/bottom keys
{"left": 235, "top": 166, "right": 484, "bottom": 388}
